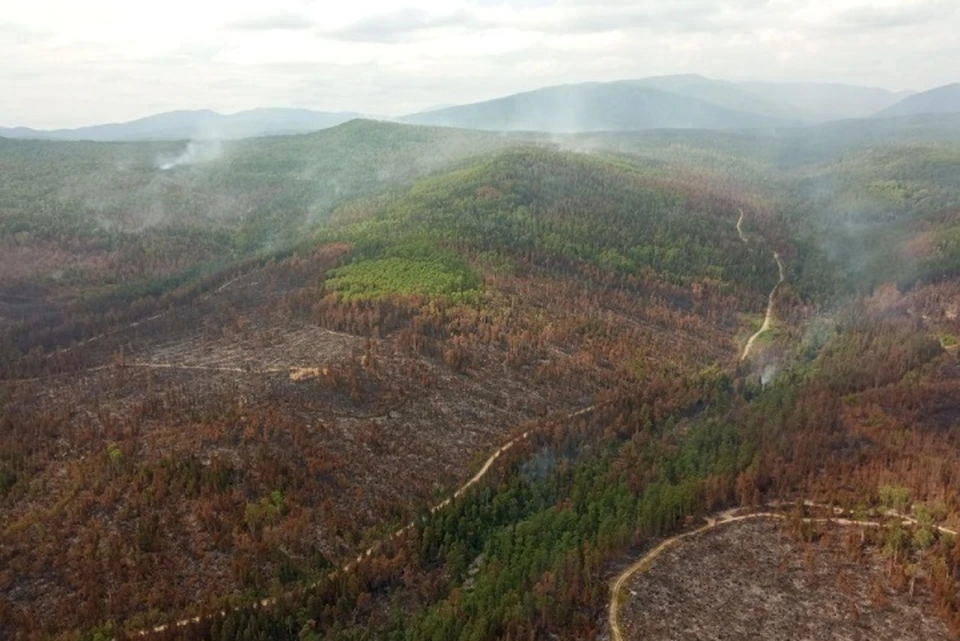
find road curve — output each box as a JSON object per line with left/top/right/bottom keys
{"left": 607, "top": 504, "right": 957, "bottom": 641}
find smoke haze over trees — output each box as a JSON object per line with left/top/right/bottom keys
{"left": 2, "top": 4, "right": 960, "bottom": 639}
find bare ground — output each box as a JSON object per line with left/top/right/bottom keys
{"left": 619, "top": 518, "right": 951, "bottom": 641}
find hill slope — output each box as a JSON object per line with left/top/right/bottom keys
{"left": 0, "top": 142, "right": 778, "bottom": 635}
{"left": 635, "top": 75, "right": 910, "bottom": 122}
{"left": 5, "top": 118, "right": 960, "bottom": 640}
{"left": 736, "top": 80, "right": 910, "bottom": 121}
{"left": 400, "top": 82, "right": 787, "bottom": 132}
{"left": 0, "top": 119, "right": 514, "bottom": 339}
{"left": 875, "top": 83, "right": 960, "bottom": 118}
{"left": 625, "top": 75, "right": 801, "bottom": 122}
{"left": 0, "top": 119, "right": 509, "bottom": 243}
{"left": 402, "top": 76, "right": 914, "bottom": 132}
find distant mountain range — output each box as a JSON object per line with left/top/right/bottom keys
{"left": 399, "top": 82, "right": 788, "bottom": 132}
{"left": 400, "top": 75, "right": 920, "bottom": 132}
{"left": 3, "top": 75, "right": 957, "bottom": 140}
{"left": 0, "top": 108, "right": 364, "bottom": 142}
{"left": 616, "top": 75, "right": 911, "bottom": 122}
{"left": 874, "top": 83, "right": 960, "bottom": 118}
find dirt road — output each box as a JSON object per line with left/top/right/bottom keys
{"left": 736, "top": 209, "right": 785, "bottom": 361}
{"left": 136, "top": 401, "right": 603, "bottom": 637}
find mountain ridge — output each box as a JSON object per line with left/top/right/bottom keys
{"left": 398, "top": 82, "right": 791, "bottom": 132}
{"left": 400, "top": 75, "right": 914, "bottom": 132}
{"left": 1, "top": 74, "right": 924, "bottom": 140}
{"left": 875, "top": 82, "right": 960, "bottom": 118}
{"left": 0, "top": 108, "right": 366, "bottom": 142}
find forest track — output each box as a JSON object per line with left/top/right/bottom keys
{"left": 737, "top": 208, "right": 785, "bottom": 361}
{"left": 9, "top": 361, "right": 308, "bottom": 384}
{"left": 120, "top": 209, "right": 773, "bottom": 637}
{"left": 607, "top": 503, "right": 957, "bottom": 641}
{"left": 33, "top": 271, "right": 250, "bottom": 365}
{"left": 126, "top": 362, "right": 286, "bottom": 374}
{"left": 133, "top": 401, "right": 606, "bottom": 637}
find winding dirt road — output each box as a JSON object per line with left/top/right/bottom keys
{"left": 736, "top": 209, "right": 748, "bottom": 244}
{"left": 607, "top": 504, "right": 957, "bottom": 641}
{"left": 120, "top": 208, "right": 775, "bottom": 636}
{"left": 135, "top": 401, "right": 603, "bottom": 637}
{"left": 736, "top": 209, "right": 785, "bottom": 362}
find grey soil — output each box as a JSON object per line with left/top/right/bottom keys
{"left": 620, "top": 518, "right": 951, "bottom": 641}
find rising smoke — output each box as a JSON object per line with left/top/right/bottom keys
{"left": 155, "top": 139, "right": 223, "bottom": 171}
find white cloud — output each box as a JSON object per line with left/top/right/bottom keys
{"left": 227, "top": 12, "right": 316, "bottom": 31}
{"left": 0, "top": 0, "right": 957, "bottom": 128}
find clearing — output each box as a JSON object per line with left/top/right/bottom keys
{"left": 617, "top": 517, "right": 951, "bottom": 641}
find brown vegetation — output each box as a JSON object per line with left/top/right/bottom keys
{"left": 0, "top": 225, "right": 748, "bottom": 635}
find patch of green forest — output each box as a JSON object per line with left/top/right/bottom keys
{"left": 321, "top": 147, "right": 778, "bottom": 302}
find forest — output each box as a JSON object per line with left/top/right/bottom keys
{"left": 2, "top": 115, "right": 960, "bottom": 640}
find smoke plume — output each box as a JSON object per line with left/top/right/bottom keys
{"left": 155, "top": 139, "right": 223, "bottom": 170}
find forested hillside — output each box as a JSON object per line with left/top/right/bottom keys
{"left": 0, "top": 130, "right": 778, "bottom": 636}
{"left": 0, "top": 121, "right": 514, "bottom": 345}
{"left": 3, "top": 117, "right": 960, "bottom": 640}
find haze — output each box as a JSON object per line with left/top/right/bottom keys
{"left": 2, "top": 0, "right": 959, "bottom": 129}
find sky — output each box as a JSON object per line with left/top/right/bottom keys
{"left": 1, "top": 0, "right": 958, "bottom": 128}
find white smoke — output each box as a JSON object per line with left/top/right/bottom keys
{"left": 760, "top": 363, "right": 779, "bottom": 387}
{"left": 155, "top": 139, "right": 223, "bottom": 171}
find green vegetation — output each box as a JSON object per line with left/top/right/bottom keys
{"left": 4, "top": 116, "right": 957, "bottom": 307}
{"left": 322, "top": 147, "right": 778, "bottom": 300}
{"left": 244, "top": 491, "right": 287, "bottom": 539}
{"left": 106, "top": 441, "right": 124, "bottom": 464}
{"left": 879, "top": 485, "right": 912, "bottom": 512}
{"left": 399, "top": 413, "right": 745, "bottom": 641}
{"left": 783, "top": 143, "right": 960, "bottom": 294}
{"left": 0, "top": 121, "right": 508, "bottom": 244}
{"left": 328, "top": 254, "right": 479, "bottom": 301}
{"left": 0, "top": 121, "right": 511, "bottom": 307}
{"left": 209, "top": 376, "right": 749, "bottom": 641}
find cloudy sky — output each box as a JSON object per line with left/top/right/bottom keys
{"left": 2, "top": 0, "right": 957, "bottom": 128}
